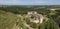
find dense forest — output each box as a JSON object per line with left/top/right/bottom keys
{"left": 0, "top": 5, "right": 60, "bottom": 29}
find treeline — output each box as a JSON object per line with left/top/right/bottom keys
{"left": 0, "top": 5, "right": 60, "bottom": 14}
{"left": 0, "top": 6, "right": 50, "bottom": 15}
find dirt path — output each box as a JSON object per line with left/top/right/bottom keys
{"left": 12, "top": 24, "right": 20, "bottom": 29}
{"left": 12, "top": 14, "right": 43, "bottom": 29}
{"left": 12, "top": 15, "right": 20, "bottom": 29}
{"left": 23, "top": 22, "right": 34, "bottom": 29}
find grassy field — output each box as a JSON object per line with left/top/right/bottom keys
{"left": 0, "top": 10, "right": 17, "bottom": 29}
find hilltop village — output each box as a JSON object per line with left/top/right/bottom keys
{"left": 0, "top": 5, "right": 60, "bottom": 29}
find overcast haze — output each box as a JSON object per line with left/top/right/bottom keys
{"left": 0, "top": 0, "right": 60, "bottom": 5}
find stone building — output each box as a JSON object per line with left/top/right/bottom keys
{"left": 27, "top": 11, "right": 43, "bottom": 23}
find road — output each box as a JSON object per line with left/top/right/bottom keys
{"left": 15, "top": 14, "right": 43, "bottom": 29}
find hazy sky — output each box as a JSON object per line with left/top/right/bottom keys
{"left": 0, "top": 0, "right": 60, "bottom": 5}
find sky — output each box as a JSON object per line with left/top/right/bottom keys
{"left": 0, "top": 0, "right": 60, "bottom": 5}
